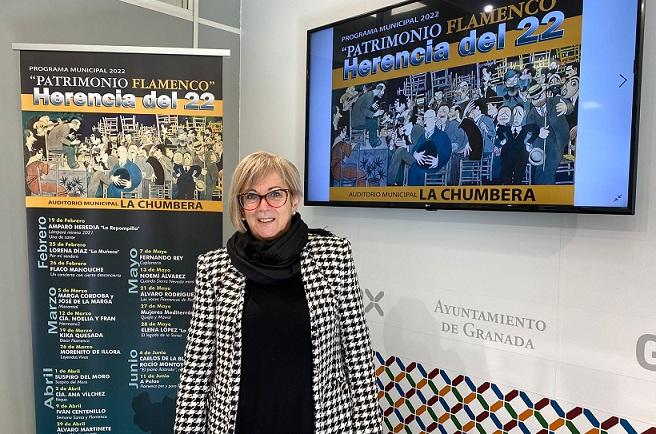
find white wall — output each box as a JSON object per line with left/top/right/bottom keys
{"left": 241, "top": 0, "right": 656, "bottom": 428}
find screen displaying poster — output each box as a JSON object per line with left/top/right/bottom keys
{"left": 17, "top": 45, "right": 227, "bottom": 434}
{"left": 306, "top": 0, "right": 643, "bottom": 213}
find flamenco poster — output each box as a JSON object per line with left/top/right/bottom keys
{"left": 329, "top": 0, "right": 582, "bottom": 205}
{"left": 17, "top": 44, "right": 227, "bottom": 434}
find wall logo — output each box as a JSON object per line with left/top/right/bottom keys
{"left": 434, "top": 299, "right": 546, "bottom": 350}
{"left": 636, "top": 334, "right": 656, "bottom": 371}
{"left": 363, "top": 288, "right": 384, "bottom": 316}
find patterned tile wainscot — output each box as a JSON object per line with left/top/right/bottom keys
{"left": 374, "top": 353, "right": 656, "bottom": 434}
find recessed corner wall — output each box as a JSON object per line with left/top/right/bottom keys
{"left": 241, "top": 0, "right": 656, "bottom": 432}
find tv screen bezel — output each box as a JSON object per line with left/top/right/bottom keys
{"left": 304, "top": 0, "right": 645, "bottom": 215}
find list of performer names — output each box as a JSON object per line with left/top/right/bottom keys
{"left": 30, "top": 209, "right": 220, "bottom": 434}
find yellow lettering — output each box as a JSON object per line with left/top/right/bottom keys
{"left": 526, "top": 0, "right": 540, "bottom": 15}
{"left": 540, "top": 0, "right": 557, "bottom": 13}
{"left": 508, "top": 3, "right": 524, "bottom": 19}
{"left": 447, "top": 19, "right": 458, "bottom": 34}
{"left": 479, "top": 11, "right": 494, "bottom": 26}
{"left": 467, "top": 14, "right": 479, "bottom": 30}
{"left": 497, "top": 7, "right": 507, "bottom": 21}
{"left": 456, "top": 17, "right": 465, "bottom": 32}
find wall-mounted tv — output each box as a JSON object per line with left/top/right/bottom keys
{"left": 305, "top": 0, "right": 644, "bottom": 214}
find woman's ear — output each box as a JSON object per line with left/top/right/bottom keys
{"left": 291, "top": 195, "right": 301, "bottom": 214}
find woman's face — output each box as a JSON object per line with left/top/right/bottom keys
{"left": 242, "top": 171, "right": 299, "bottom": 241}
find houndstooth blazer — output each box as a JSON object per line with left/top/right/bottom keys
{"left": 174, "top": 233, "right": 382, "bottom": 434}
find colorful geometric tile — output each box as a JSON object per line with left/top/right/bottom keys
{"left": 490, "top": 400, "right": 504, "bottom": 413}
{"left": 550, "top": 417, "right": 566, "bottom": 431}
{"left": 535, "top": 397, "right": 551, "bottom": 411}
{"left": 490, "top": 382, "right": 510, "bottom": 399}
{"left": 463, "top": 420, "right": 476, "bottom": 432}
{"left": 404, "top": 413, "right": 428, "bottom": 433}
{"left": 602, "top": 417, "right": 621, "bottom": 431}
{"left": 518, "top": 409, "right": 533, "bottom": 423}
{"left": 426, "top": 405, "right": 444, "bottom": 423}
{"left": 533, "top": 410, "right": 550, "bottom": 429}
{"left": 505, "top": 389, "right": 520, "bottom": 401}
{"left": 553, "top": 417, "right": 573, "bottom": 434}
{"left": 453, "top": 381, "right": 473, "bottom": 402}
{"left": 406, "top": 390, "right": 426, "bottom": 415}
{"left": 569, "top": 410, "right": 599, "bottom": 434}
{"left": 466, "top": 396, "right": 487, "bottom": 418}
{"left": 431, "top": 372, "right": 449, "bottom": 390}
{"left": 373, "top": 352, "right": 655, "bottom": 434}
{"left": 606, "top": 423, "right": 633, "bottom": 434}
{"left": 438, "top": 412, "right": 451, "bottom": 425}
{"left": 507, "top": 419, "right": 524, "bottom": 434}
{"left": 442, "top": 387, "right": 462, "bottom": 410}
{"left": 509, "top": 394, "right": 532, "bottom": 418}
{"left": 451, "top": 410, "right": 469, "bottom": 431}
{"left": 620, "top": 418, "right": 639, "bottom": 434}
{"left": 538, "top": 401, "right": 565, "bottom": 426}
{"left": 440, "top": 414, "right": 461, "bottom": 434}
{"left": 519, "top": 391, "right": 535, "bottom": 409}
{"left": 567, "top": 407, "right": 584, "bottom": 420}
{"left": 479, "top": 387, "right": 500, "bottom": 411}
{"left": 491, "top": 401, "right": 516, "bottom": 427}
{"left": 521, "top": 416, "right": 546, "bottom": 434}
{"left": 584, "top": 409, "right": 601, "bottom": 428}
{"left": 477, "top": 415, "right": 500, "bottom": 434}
{"left": 566, "top": 419, "right": 583, "bottom": 434}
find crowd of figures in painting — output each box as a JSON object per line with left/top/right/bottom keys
{"left": 23, "top": 113, "right": 224, "bottom": 201}
{"left": 331, "top": 45, "right": 580, "bottom": 188}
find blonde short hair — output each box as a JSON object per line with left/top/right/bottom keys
{"left": 228, "top": 151, "right": 303, "bottom": 232}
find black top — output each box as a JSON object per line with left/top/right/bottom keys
{"left": 234, "top": 274, "right": 314, "bottom": 434}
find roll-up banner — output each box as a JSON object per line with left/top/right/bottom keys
{"left": 14, "top": 44, "right": 228, "bottom": 434}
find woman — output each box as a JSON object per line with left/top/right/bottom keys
{"left": 25, "top": 148, "right": 67, "bottom": 196}
{"left": 174, "top": 151, "right": 381, "bottom": 434}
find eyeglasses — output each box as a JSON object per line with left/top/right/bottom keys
{"left": 238, "top": 189, "right": 290, "bottom": 211}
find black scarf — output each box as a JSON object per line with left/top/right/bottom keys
{"left": 226, "top": 213, "right": 309, "bottom": 285}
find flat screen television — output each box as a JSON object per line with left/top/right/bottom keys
{"left": 305, "top": 0, "right": 645, "bottom": 214}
